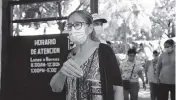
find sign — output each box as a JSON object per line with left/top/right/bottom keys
{"left": 3, "top": 34, "right": 69, "bottom": 100}
{"left": 30, "top": 38, "right": 61, "bottom": 74}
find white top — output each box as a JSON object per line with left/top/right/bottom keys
{"left": 147, "top": 59, "right": 158, "bottom": 83}
{"left": 120, "top": 59, "right": 144, "bottom": 82}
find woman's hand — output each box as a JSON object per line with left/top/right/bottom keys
{"left": 143, "top": 83, "right": 146, "bottom": 90}
{"left": 157, "top": 77, "right": 161, "bottom": 83}
{"left": 60, "top": 59, "right": 83, "bottom": 78}
{"left": 50, "top": 71, "right": 66, "bottom": 92}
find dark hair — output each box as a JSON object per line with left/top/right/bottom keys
{"left": 68, "top": 10, "right": 99, "bottom": 42}
{"left": 68, "top": 10, "right": 93, "bottom": 24}
{"left": 106, "top": 41, "right": 112, "bottom": 45}
{"left": 153, "top": 50, "right": 159, "bottom": 54}
{"left": 140, "top": 43, "right": 143, "bottom": 46}
{"left": 131, "top": 46, "right": 137, "bottom": 51}
{"left": 127, "top": 48, "right": 137, "bottom": 55}
{"left": 164, "top": 39, "right": 175, "bottom": 46}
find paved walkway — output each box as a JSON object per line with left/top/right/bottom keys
{"left": 138, "top": 82, "right": 171, "bottom": 100}
{"left": 138, "top": 80, "right": 150, "bottom": 100}
{"left": 139, "top": 84, "right": 150, "bottom": 100}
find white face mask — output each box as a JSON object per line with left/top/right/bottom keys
{"left": 69, "top": 27, "right": 88, "bottom": 45}
{"left": 94, "top": 26, "right": 103, "bottom": 37}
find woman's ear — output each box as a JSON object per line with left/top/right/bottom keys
{"left": 86, "top": 24, "right": 94, "bottom": 35}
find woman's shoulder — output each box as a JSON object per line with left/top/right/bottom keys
{"left": 99, "top": 43, "right": 108, "bottom": 47}
{"left": 99, "top": 43, "right": 112, "bottom": 52}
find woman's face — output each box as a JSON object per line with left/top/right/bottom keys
{"left": 68, "top": 13, "right": 93, "bottom": 35}
{"left": 93, "top": 21, "right": 103, "bottom": 37}
{"left": 164, "top": 43, "right": 174, "bottom": 53}
{"left": 67, "top": 13, "right": 93, "bottom": 45}
{"left": 153, "top": 53, "right": 159, "bottom": 59}
{"left": 128, "top": 53, "right": 136, "bottom": 62}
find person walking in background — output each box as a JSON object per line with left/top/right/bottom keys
{"left": 92, "top": 14, "right": 120, "bottom": 66}
{"left": 92, "top": 13, "right": 107, "bottom": 44}
{"left": 146, "top": 50, "right": 160, "bottom": 100}
{"left": 50, "top": 10, "right": 124, "bottom": 100}
{"left": 120, "top": 47, "right": 146, "bottom": 100}
{"left": 156, "top": 39, "right": 175, "bottom": 100}
{"left": 136, "top": 43, "right": 148, "bottom": 84}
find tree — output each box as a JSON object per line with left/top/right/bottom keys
{"left": 98, "top": 0, "right": 175, "bottom": 41}
{"left": 12, "top": 0, "right": 175, "bottom": 38}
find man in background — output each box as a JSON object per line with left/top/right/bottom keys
{"left": 146, "top": 50, "right": 160, "bottom": 100}
{"left": 92, "top": 13, "right": 107, "bottom": 44}
{"left": 92, "top": 14, "right": 121, "bottom": 66}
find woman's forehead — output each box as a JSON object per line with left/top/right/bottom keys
{"left": 68, "top": 13, "right": 85, "bottom": 23}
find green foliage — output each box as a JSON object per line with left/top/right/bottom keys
{"left": 98, "top": 0, "right": 175, "bottom": 42}
{"left": 12, "top": 0, "right": 175, "bottom": 38}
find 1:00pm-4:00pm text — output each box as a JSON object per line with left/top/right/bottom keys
{"left": 31, "top": 68, "right": 57, "bottom": 73}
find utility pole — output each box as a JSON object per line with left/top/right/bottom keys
{"left": 90, "top": 0, "right": 98, "bottom": 14}
{"left": 1, "top": 0, "right": 12, "bottom": 99}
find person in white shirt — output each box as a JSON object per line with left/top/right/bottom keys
{"left": 146, "top": 50, "right": 160, "bottom": 100}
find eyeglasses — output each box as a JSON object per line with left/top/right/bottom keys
{"left": 65, "top": 22, "right": 89, "bottom": 31}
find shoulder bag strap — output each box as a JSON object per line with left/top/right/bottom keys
{"left": 152, "top": 59, "right": 157, "bottom": 74}
{"left": 129, "top": 64, "right": 135, "bottom": 79}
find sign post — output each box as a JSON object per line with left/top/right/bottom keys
{"left": 3, "top": 34, "right": 69, "bottom": 100}
{"left": 90, "top": 0, "right": 98, "bottom": 14}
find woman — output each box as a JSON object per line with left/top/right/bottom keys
{"left": 146, "top": 50, "right": 159, "bottom": 100}
{"left": 50, "top": 10, "right": 123, "bottom": 100}
{"left": 156, "top": 39, "right": 175, "bottom": 100}
{"left": 120, "top": 48, "right": 146, "bottom": 100}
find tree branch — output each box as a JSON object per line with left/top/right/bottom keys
{"left": 149, "top": 16, "right": 168, "bottom": 29}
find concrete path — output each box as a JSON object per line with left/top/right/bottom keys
{"left": 138, "top": 80, "right": 150, "bottom": 100}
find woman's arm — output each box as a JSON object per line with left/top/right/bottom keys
{"left": 138, "top": 71, "right": 145, "bottom": 83}
{"left": 138, "top": 70, "right": 146, "bottom": 90}
{"left": 144, "top": 60, "right": 151, "bottom": 83}
{"left": 50, "top": 48, "right": 81, "bottom": 92}
{"left": 50, "top": 71, "right": 66, "bottom": 92}
{"left": 113, "top": 86, "right": 124, "bottom": 100}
